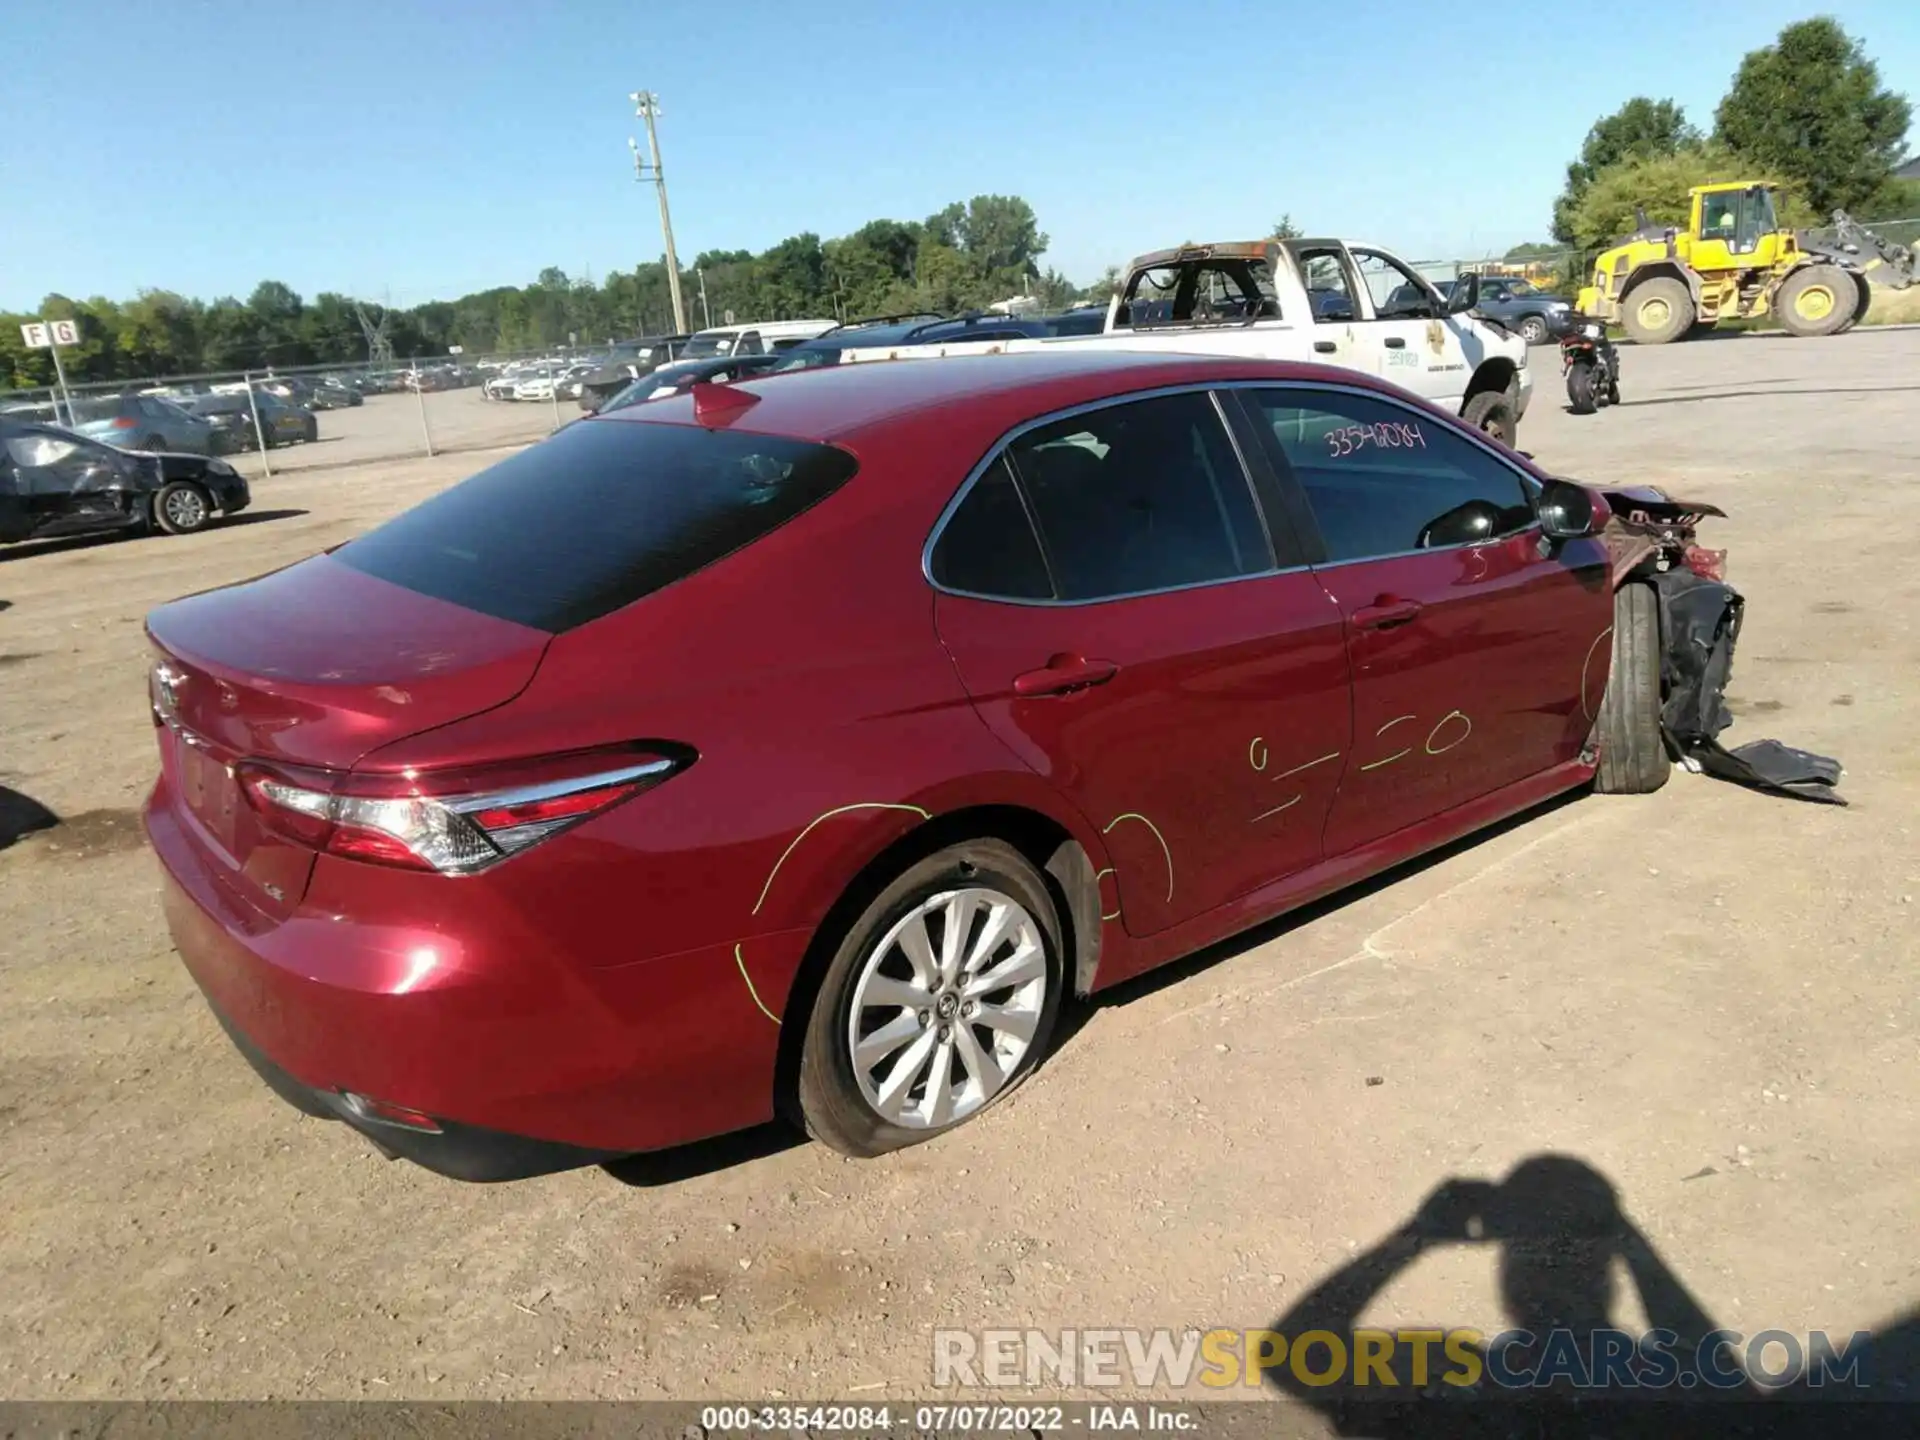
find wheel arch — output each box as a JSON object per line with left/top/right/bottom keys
{"left": 1463, "top": 356, "right": 1519, "bottom": 407}
{"left": 770, "top": 800, "right": 1107, "bottom": 1120}
{"left": 1620, "top": 261, "right": 1700, "bottom": 308}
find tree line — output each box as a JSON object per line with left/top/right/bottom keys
{"left": 1, "top": 194, "right": 1075, "bottom": 391}
{"left": 1511, "top": 18, "right": 1914, "bottom": 275}
{"left": 8, "top": 18, "right": 1911, "bottom": 390}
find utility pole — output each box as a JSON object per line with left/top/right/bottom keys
{"left": 696, "top": 267, "right": 712, "bottom": 329}
{"left": 628, "top": 91, "right": 687, "bottom": 336}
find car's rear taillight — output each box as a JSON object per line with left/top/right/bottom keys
{"left": 111, "top": 416, "right": 138, "bottom": 429}
{"left": 235, "top": 747, "right": 684, "bottom": 874}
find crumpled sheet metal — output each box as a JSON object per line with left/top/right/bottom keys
{"left": 1652, "top": 568, "right": 1846, "bottom": 805}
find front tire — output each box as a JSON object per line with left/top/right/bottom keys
{"left": 797, "top": 839, "right": 1065, "bottom": 1158}
{"left": 1622, "top": 277, "right": 1694, "bottom": 345}
{"left": 1460, "top": 389, "right": 1518, "bottom": 448}
{"left": 1832, "top": 275, "right": 1872, "bottom": 336}
{"left": 1776, "top": 264, "right": 1853, "bottom": 338}
{"left": 1517, "top": 315, "right": 1550, "bottom": 345}
{"left": 1594, "top": 583, "right": 1669, "bottom": 794}
{"left": 152, "top": 481, "right": 213, "bottom": 536}
{"left": 1566, "top": 361, "right": 1598, "bottom": 415}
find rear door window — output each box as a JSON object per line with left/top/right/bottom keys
{"left": 929, "top": 456, "right": 1052, "bottom": 600}
{"left": 1006, "top": 392, "right": 1270, "bottom": 600}
{"left": 334, "top": 420, "right": 857, "bottom": 632}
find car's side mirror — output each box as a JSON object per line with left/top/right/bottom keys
{"left": 1446, "top": 274, "right": 1480, "bottom": 314}
{"left": 1538, "top": 479, "right": 1604, "bottom": 540}
{"left": 1418, "top": 498, "right": 1504, "bottom": 548}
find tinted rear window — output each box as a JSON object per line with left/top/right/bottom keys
{"left": 334, "top": 419, "right": 858, "bottom": 632}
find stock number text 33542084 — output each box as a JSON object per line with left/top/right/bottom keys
{"left": 1325, "top": 420, "right": 1426, "bottom": 457}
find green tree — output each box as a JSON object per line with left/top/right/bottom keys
{"left": 922, "top": 202, "right": 967, "bottom": 250}
{"left": 1864, "top": 175, "right": 1920, "bottom": 218}
{"left": 245, "top": 280, "right": 309, "bottom": 367}
{"left": 1503, "top": 241, "right": 1563, "bottom": 260}
{"left": 1715, "top": 17, "right": 1914, "bottom": 214}
{"left": 299, "top": 292, "right": 365, "bottom": 364}
{"left": 200, "top": 299, "right": 259, "bottom": 370}
{"left": 0, "top": 315, "right": 56, "bottom": 388}
{"left": 118, "top": 290, "right": 203, "bottom": 375}
{"left": 959, "top": 195, "right": 1048, "bottom": 280}
{"left": 0, "top": 191, "right": 1083, "bottom": 381}
{"left": 1271, "top": 215, "right": 1302, "bottom": 240}
{"left": 1031, "top": 267, "right": 1080, "bottom": 310}
{"left": 825, "top": 220, "right": 922, "bottom": 318}
{"left": 1553, "top": 98, "right": 1701, "bottom": 243}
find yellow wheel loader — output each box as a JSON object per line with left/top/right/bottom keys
{"left": 1576, "top": 182, "right": 1915, "bottom": 344}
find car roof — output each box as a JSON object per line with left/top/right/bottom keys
{"left": 598, "top": 349, "right": 1425, "bottom": 445}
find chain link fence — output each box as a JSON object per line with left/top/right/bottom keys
{"left": 0, "top": 345, "right": 613, "bottom": 481}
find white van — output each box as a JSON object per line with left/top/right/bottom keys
{"left": 680, "top": 319, "right": 835, "bottom": 359}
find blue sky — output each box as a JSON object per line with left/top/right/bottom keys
{"left": 2, "top": 0, "right": 1914, "bottom": 312}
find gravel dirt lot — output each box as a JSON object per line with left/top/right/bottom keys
{"left": 1, "top": 332, "right": 1916, "bottom": 1413}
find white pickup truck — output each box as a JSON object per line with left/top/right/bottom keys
{"left": 833, "top": 238, "right": 1535, "bottom": 444}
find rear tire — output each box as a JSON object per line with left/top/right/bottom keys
{"left": 1460, "top": 390, "right": 1518, "bottom": 448}
{"left": 796, "top": 839, "right": 1065, "bottom": 1158}
{"left": 152, "top": 481, "right": 213, "bottom": 536}
{"left": 1621, "top": 277, "right": 1695, "bottom": 345}
{"left": 1775, "top": 264, "right": 1852, "bottom": 338}
{"left": 1594, "top": 583, "right": 1669, "bottom": 795}
{"left": 1566, "top": 362, "right": 1598, "bottom": 415}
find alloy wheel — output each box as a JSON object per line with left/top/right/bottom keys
{"left": 846, "top": 887, "right": 1047, "bottom": 1129}
{"left": 162, "top": 488, "right": 207, "bottom": 528}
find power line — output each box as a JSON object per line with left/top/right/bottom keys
{"left": 628, "top": 91, "right": 688, "bottom": 336}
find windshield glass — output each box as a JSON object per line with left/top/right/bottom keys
{"left": 599, "top": 376, "right": 674, "bottom": 412}
{"left": 1507, "top": 281, "right": 1539, "bottom": 297}
{"left": 68, "top": 397, "right": 126, "bottom": 422}
{"left": 680, "top": 334, "right": 734, "bottom": 359}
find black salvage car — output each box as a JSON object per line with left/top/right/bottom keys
{"left": 0, "top": 418, "right": 250, "bottom": 547}
{"left": 576, "top": 334, "right": 694, "bottom": 411}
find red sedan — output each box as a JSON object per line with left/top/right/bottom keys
{"left": 144, "top": 352, "right": 1677, "bottom": 1181}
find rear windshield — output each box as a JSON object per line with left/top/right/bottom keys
{"left": 333, "top": 418, "right": 858, "bottom": 632}
{"left": 69, "top": 397, "right": 127, "bottom": 421}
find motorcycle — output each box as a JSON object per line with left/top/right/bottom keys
{"left": 1560, "top": 315, "right": 1620, "bottom": 415}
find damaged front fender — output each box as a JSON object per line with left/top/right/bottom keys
{"left": 1583, "top": 483, "right": 1729, "bottom": 586}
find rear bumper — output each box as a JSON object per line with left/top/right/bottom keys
{"left": 206, "top": 1002, "right": 621, "bottom": 1181}
{"left": 146, "top": 777, "right": 804, "bottom": 1181}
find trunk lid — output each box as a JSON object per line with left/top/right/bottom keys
{"left": 146, "top": 554, "right": 550, "bottom": 917}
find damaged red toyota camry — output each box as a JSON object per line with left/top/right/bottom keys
{"left": 144, "top": 352, "right": 1719, "bottom": 1181}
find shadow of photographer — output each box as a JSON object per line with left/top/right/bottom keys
{"left": 1263, "top": 1154, "right": 1916, "bottom": 1437}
